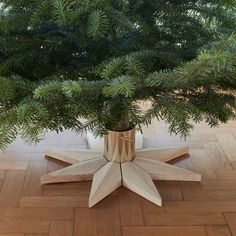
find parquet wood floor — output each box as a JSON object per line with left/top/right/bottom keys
{"left": 0, "top": 121, "right": 236, "bottom": 236}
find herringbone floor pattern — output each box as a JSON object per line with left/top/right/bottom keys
{"left": 0, "top": 120, "right": 236, "bottom": 236}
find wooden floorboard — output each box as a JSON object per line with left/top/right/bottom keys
{"left": 0, "top": 120, "right": 235, "bottom": 235}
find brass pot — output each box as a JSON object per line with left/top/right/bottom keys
{"left": 104, "top": 129, "right": 135, "bottom": 163}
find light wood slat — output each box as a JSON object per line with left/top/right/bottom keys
{"left": 0, "top": 208, "right": 74, "bottom": 220}
{"left": 0, "top": 220, "right": 49, "bottom": 234}
{"left": 135, "top": 146, "right": 189, "bottom": 163}
{"left": 0, "top": 161, "right": 28, "bottom": 170}
{"left": 224, "top": 213, "right": 236, "bottom": 236}
{"left": 157, "top": 181, "right": 183, "bottom": 201}
{"left": 41, "top": 158, "right": 107, "bottom": 184}
{"left": 74, "top": 208, "right": 97, "bottom": 236}
{"left": 119, "top": 187, "right": 144, "bottom": 226}
{"left": 0, "top": 170, "right": 26, "bottom": 207}
{"left": 190, "top": 149, "right": 218, "bottom": 180}
{"left": 216, "top": 170, "right": 236, "bottom": 179}
{"left": 134, "top": 157, "right": 201, "bottom": 181}
{"left": 182, "top": 189, "right": 236, "bottom": 201}
{"left": 217, "top": 134, "right": 236, "bottom": 161}
{"left": 89, "top": 162, "right": 121, "bottom": 208}
{"left": 122, "top": 162, "right": 162, "bottom": 206}
{"left": 122, "top": 226, "right": 207, "bottom": 236}
{"left": 45, "top": 149, "right": 102, "bottom": 164}
{"left": 165, "top": 201, "right": 236, "bottom": 214}
{"left": 19, "top": 196, "right": 87, "bottom": 207}
{"left": 144, "top": 213, "right": 226, "bottom": 226}
{"left": 49, "top": 221, "right": 73, "bottom": 236}
{"left": 203, "top": 142, "right": 233, "bottom": 170}
{"left": 205, "top": 226, "right": 232, "bottom": 236}
{"left": 21, "top": 162, "right": 47, "bottom": 196}
{"left": 97, "top": 197, "right": 121, "bottom": 236}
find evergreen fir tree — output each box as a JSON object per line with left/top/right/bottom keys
{"left": 0, "top": 0, "right": 235, "bottom": 149}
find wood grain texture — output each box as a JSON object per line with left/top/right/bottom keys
{"left": 74, "top": 208, "right": 97, "bottom": 236}
{"left": 89, "top": 162, "right": 121, "bottom": 208}
{"left": 0, "top": 161, "right": 28, "bottom": 170}
{"left": 224, "top": 213, "right": 236, "bottom": 236}
{"left": 21, "top": 162, "right": 47, "bottom": 196}
{"left": 0, "top": 220, "right": 49, "bottom": 234}
{"left": 144, "top": 213, "right": 226, "bottom": 226}
{"left": 119, "top": 188, "right": 144, "bottom": 226}
{"left": 136, "top": 146, "right": 189, "bottom": 163}
{"left": 217, "top": 134, "right": 236, "bottom": 162}
{"left": 122, "top": 162, "right": 162, "bottom": 206}
{"left": 49, "top": 221, "right": 73, "bottom": 236}
{"left": 0, "top": 170, "right": 26, "bottom": 207}
{"left": 41, "top": 158, "right": 106, "bottom": 184}
{"left": 205, "top": 226, "right": 232, "bottom": 236}
{"left": 45, "top": 149, "right": 102, "bottom": 164}
{"left": 122, "top": 226, "right": 207, "bottom": 236}
{"left": 134, "top": 157, "right": 201, "bottom": 181}
{"left": 19, "top": 196, "right": 88, "bottom": 207}
{"left": 190, "top": 149, "right": 218, "bottom": 180}
{"left": 0, "top": 208, "right": 74, "bottom": 220}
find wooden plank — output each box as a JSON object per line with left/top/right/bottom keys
{"left": 135, "top": 146, "right": 189, "bottom": 163}
{"left": 134, "top": 157, "right": 201, "bottom": 181}
{"left": 205, "top": 226, "right": 231, "bottom": 236}
{"left": 190, "top": 149, "right": 218, "bottom": 180}
{"left": 165, "top": 201, "right": 236, "bottom": 214}
{"left": 224, "top": 213, "right": 236, "bottom": 236}
{"left": 216, "top": 170, "right": 236, "bottom": 179}
{"left": 97, "top": 197, "right": 121, "bottom": 236}
{"left": 43, "top": 182, "right": 91, "bottom": 196}
{"left": 45, "top": 149, "right": 102, "bottom": 164}
{"left": 0, "top": 170, "right": 26, "bottom": 207}
{"left": 217, "top": 134, "right": 236, "bottom": 161}
{"left": 0, "top": 171, "right": 5, "bottom": 191}
{"left": 0, "top": 208, "right": 74, "bottom": 220}
{"left": 74, "top": 208, "right": 97, "bottom": 236}
{"left": 182, "top": 188, "right": 236, "bottom": 201}
{"left": 89, "top": 162, "right": 121, "bottom": 208}
{"left": 141, "top": 197, "right": 165, "bottom": 214}
{"left": 0, "top": 161, "right": 28, "bottom": 170}
{"left": 144, "top": 213, "right": 226, "bottom": 226}
{"left": 122, "top": 162, "right": 162, "bottom": 206}
{"left": 25, "top": 234, "right": 48, "bottom": 236}
{"left": 0, "top": 234, "right": 24, "bottom": 236}
{"left": 49, "top": 221, "right": 73, "bottom": 236}
{"left": 0, "top": 220, "right": 49, "bottom": 234}
{"left": 41, "top": 158, "right": 107, "bottom": 184}
{"left": 203, "top": 142, "right": 233, "bottom": 170}
{"left": 157, "top": 181, "right": 183, "bottom": 201}
{"left": 19, "top": 196, "right": 87, "bottom": 208}
{"left": 119, "top": 187, "right": 144, "bottom": 226}
{"left": 200, "top": 179, "right": 236, "bottom": 189}
{"left": 21, "top": 162, "right": 47, "bottom": 196}
{"left": 122, "top": 226, "right": 207, "bottom": 236}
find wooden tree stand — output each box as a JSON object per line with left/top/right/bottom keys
{"left": 41, "top": 129, "right": 201, "bottom": 207}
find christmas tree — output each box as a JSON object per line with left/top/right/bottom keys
{"left": 0, "top": 0, "right": 235, "bottom": 149}
{"left": 0, "top": 0, "right": 236, "bottom": 208}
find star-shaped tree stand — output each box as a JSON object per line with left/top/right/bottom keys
{"left": 41, "top": 146, "right": 201, "bottom": 207}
